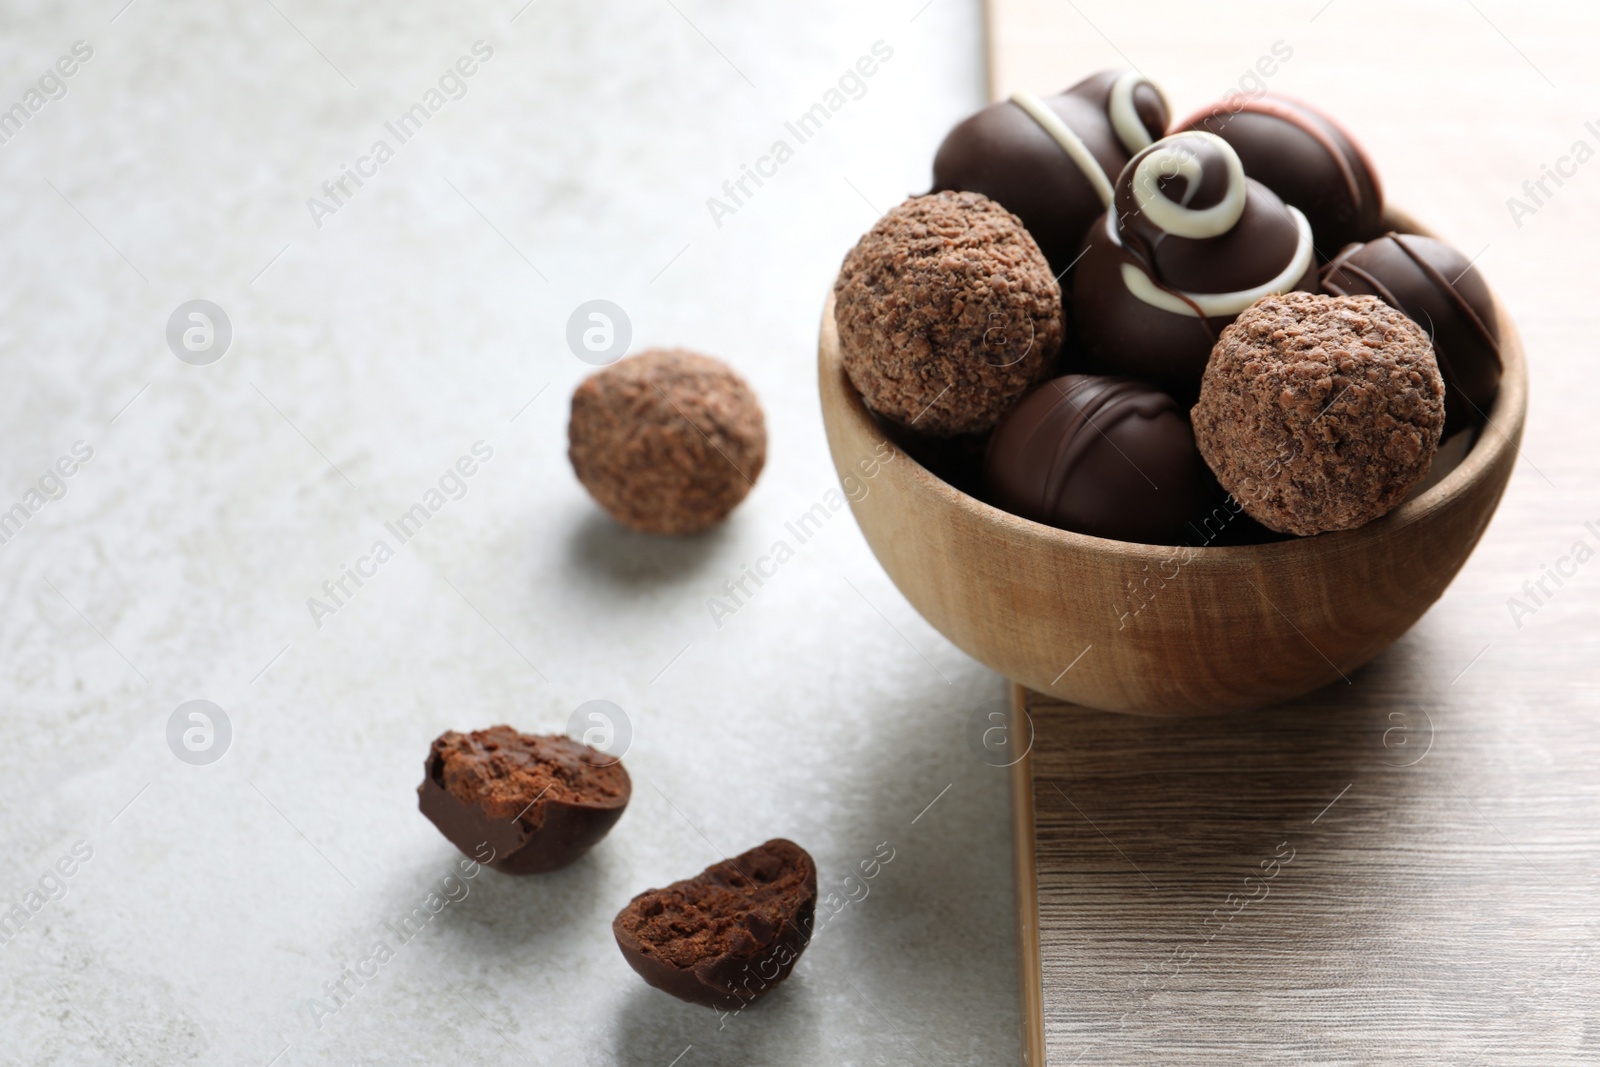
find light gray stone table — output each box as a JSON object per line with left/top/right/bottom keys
{"left": 0, "top": 2, "right": 1023, "bottom": 1064}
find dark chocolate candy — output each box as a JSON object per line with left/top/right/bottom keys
{"left": 417, "top": 727, "right": 629, "bottom": 874}
{"left": 613, "top": 839, "right": 817, "bottom": 1011}
{"left": 1322, "top": 232, "right": 1501, "bottom": 434}
{"left": 985, "top": 374, "right": 1221, "bottom": 545}
{"left": 932, "top": 70, "right": 1169, "bottom": 275}
{"left": 1176, "top": 94, "right": 1383, "bottom": 256}
{"left": 1072, "top": 131, "right": 1318, "bottom": 396}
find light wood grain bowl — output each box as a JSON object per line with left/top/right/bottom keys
{"left": 819, "top": 210, "right": 1527, "bottom": 715}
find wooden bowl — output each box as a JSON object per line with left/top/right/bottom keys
{"left": 818, "top": 213, "right": 1527, "bottom": 715}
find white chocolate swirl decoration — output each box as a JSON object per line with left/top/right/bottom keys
{"left": 1130, "top": 132, "right": 1246, "bottom": 238}
{"left": 1110, "top": 132, "right": 1315, "bottom": 318}
{"left": 1107, "top": 72, "right": 1168, "bottom": 155}
{"left": 1010, "top": 90, "right": 1114, "bottom": 208}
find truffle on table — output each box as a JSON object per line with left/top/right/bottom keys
{"left": 613, "top": 838, "right": 817, "bottom": 1011}
{"left": 568, "top": 349, "right": 765, "bottom": 536}
{"left": 1192, "top": 291, "right": 1445, "bottom": 536}
{"left": 833, "top": 190, "right": 1064, "bottom": 437}
{"left": 1322, "top": 232, "right": 1501, "bottom": 435}
{"left": 417, "top": 727, "right": 630, "bottom": 874}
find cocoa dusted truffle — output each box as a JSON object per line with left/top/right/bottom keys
{"left": 986, "top": 375, "right": 1219, "bottom": 545}
{"left": 613, "top": 839, "right": 817, "bottom": 1010}
{"left": 1073, "top": 131, "right": 1318, "bottom": 397}
{"left": 1176, "top": 94, "right": 1384, "bottom": 255}
{"left": 932, "top": 70, "right": 1170, "bottom": 274}
{"left": 832, "top": 190, "right": 1063, "bottom": 437}
{"left": 568, "top": 349, "right": 765, "bottom": 535}
{"left": 1322, "top": 232, "right": 1501, "bottom": 435}
{"left": 1192, "top": 292, "right": 1445, "bottom": 536}
{"left": 418, "top": 727, "right": 630, "bottom": 874}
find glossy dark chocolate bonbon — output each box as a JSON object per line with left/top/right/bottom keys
{"left": 1322, "top": 232, "right": 1501, "bottom": 433}
{"left": 1072, "top": 131, "right": 1318, "bottom": 396}
{"left": 1177, "top": 94, "right": 1383, "bottom": 257}
{"left": 985, "top": 374, "right": 1219, "bottom": 545}
{"left": 932, "top": 69, "right": 1169, "bottom": 274}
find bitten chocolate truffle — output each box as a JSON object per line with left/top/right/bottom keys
{"left": 568, "top": 349, "right": 765, "bottom": 535}
{"left": 1073, "top": 131, "right": 1318, "bottom": 397}
{"left": 1192, "top": 292, "right": 1445, "bottom": 536}
{"left": 1322, "top": 232, "right": 1501, "bottom": 434}
{"left": 932, "top": 70, "right": 1170, "bottom": 274}
{"left": 418, "top": 727, "right": 630, "bottom": 874}
{"left": 613, "top": 839, "right": 817, "bottom": 1011}
{"left": 986, "top": 375, "right": 1219, "bottom": 545}
{"left": 833, "top": 191, "right": 1063, "bottom": 436}
{"left": 1176, "top": 94, "right": 1383, "bottom": 255}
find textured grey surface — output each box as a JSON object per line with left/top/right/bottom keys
{"left": 0, "top": 2, "right": 1022, "bottom": 1064}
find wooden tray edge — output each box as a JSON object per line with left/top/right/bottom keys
{"left": 1011, "top": 683, "right": 1046, "bottom": 1065}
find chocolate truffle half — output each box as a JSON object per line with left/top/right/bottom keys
{"left": 1192, "top": 292, "right": 1445, "bottom": 536}
{"left": 418, "top": 727, "right": 630, "bottom": 874}
{"left": 568, "top": 349, "right": 766, "bottom": 536}
{"left": 833, "top": 190, "right": 1063, "bottom": 436}
{"left": 1073, "top": 131, "right": 1318, "bottom": 397}
{"left": 932, "top": 70, "right": 1170, "bottom": 274}
{"left": 613, "top": 838, "right": 817, "bottom": 1011}
{"left": 1322, "top": 232, "right": 1501, "bottom": 434}
{"left": 986, "top": 375, "right": 1219, "bottom": 545}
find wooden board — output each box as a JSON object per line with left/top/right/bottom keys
{"left": 990, "top": 2, "right": 1600, "bottom": 1062}
{"left": 1012, "top": 681, "right": 1600, "bottom": 1064}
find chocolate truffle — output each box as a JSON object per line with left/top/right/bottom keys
{"left": 1073, "top": 131, "right": 1318, "bottom": 397}
{"left": 986, "top": 375, "right": 1219, "bottom": 545}
{"left": 613, "top": 838, "right": 817, "bottom": 1010}
{"left": 833, "top": 191, "right": 1063, "bottom": 436}
{"left": 1322, "top": 232, "right": 1501, "bottom": 434}
{"left": 932, "top": 70, "right": 1170, "bottom": 274}
{"left": 418, "top": 727, "right": 630, "bottom": 874}
{"left": 568, "top": 349, "right": 765, "bottom": 535}
{"left": 1176, "top": 94, "right": 1383, "bottom": 255}
{"left": 1192, "top": 292, "right": 1445, "bottom": 536}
